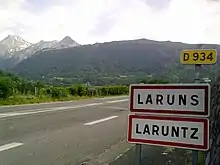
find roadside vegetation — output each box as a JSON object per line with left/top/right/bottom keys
{"left": 0, "top": 70, "right": 170, "bottom": 106}
{"left": 0, "top": 71, "right": 127, "bottom": 105}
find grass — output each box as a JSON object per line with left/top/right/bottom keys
{"left": 0, "top": 95, "right": 92, "bottom": 106}
{"left": 0, "top": 94, "right": 127, "bottom": 106}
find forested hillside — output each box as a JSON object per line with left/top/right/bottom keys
{"left": 12, "top": 39, "right": 220, "bottom": 85}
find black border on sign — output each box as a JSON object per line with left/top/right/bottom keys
{"left": 127, "top": 114, "right": 209, "bottom": 151}
{"left": 129, "top": 84, "right": 210, "bottom": 117}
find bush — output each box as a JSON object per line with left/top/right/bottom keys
{"left": 138, "top": 78, "right": 169, "bottom": 84}
{"left": 98, "top": 85, "right": 128, "bottom": 96}
{"left": 148, "top": 78, "right": 169, "bottom": 84}
{"left": 43, "top": 87, "right": 69, "bottom": 98}
{"left": 68, "top": 86, "right": 77, "bottom": 96}
{"left": 68, "top": 84, "right": 87, "bottom": 96}
{"left": 0, "top": 78, "right": 13, "bottom": 99}
{"left": 99, "top": 86, "right": 109, "bottom": 96}
{"left": 77, "top": 84, "right": 87, "bottom": 96}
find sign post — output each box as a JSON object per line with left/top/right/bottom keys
{"left": 180, "top": 46, "right": 217, "bottom": 165}
{"left": 135, "top": 143, "right": 142, "bottom": 165}
{"left": 127, "top": 47, "right": 215, "bottom": 165}
{"left": 192, "top": 62, "right": 202, "bottom": 165}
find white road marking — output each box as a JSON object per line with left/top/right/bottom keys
{"left": 0, "top": 142, "right": 23, "bottom": 152}
{"left": 84, "top": 116, "right": 118, "bottom": 126}
{"left": 105, "top": 99, "right": 128, "bottom": 103}
{"left": 0, "top": 99, "right": 128, "bottom": 119}
{"left": 0, "top": 103, "right": 104, "bottom": 119}
{"left": 102, "top": 106, "right": 127, "bottom": 110}
{"left": 96, "top": 96, "right": 128, "bottom": 100}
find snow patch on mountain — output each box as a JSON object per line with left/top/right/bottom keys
{"left": 0, "top": 35, "right": 80, "bottom": 69}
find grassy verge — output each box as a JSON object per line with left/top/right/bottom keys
{"left": 0, "top": 94, "right": 127, "bottom": 106}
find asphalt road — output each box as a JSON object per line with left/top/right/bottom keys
{"left": 0, "top": 96, "right": 135, "bottom": 165}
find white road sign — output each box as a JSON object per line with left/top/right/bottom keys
{"left": 129, "top": 84, "right": 210, "bottom": 117}
{"left": 127, "top": 115, "right": 209, "bottom": 151}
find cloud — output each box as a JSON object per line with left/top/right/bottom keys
{"left": 92, "top": 0, "right": 220, "bottom": 44}
{"left": 23, "top": 0, "right": 74, "bottom": 13}
{"left": 141, "top": 0, "right": 171, "bottom": 11}
{"left": 0, "top": 0, "right": 219, "bottom": 44}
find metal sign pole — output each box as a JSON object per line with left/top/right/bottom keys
{"left": 192, "top": 44, "right": 204, "bottom": 165}
{"left": 180, "top": 46, "right": 215, "bottom": 165}
{"left": 135, "top": 144, "right": 142, "bottom": 165}
{"left": 192, "top": 64, "right": 201, "bottom": 165}
{"left": 193, "top": 64, "right": 205, "bottom": 165}
{"left": 135, "top": 84, "right": 142, "bottom": 165}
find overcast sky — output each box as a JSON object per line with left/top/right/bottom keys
{"left": 0, "top": 0, "right": 220, "bottom": 44}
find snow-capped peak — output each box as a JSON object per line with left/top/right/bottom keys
{"left": 0, "top": 34, "right": 80, "bottom": 63}
{"left": 0, "top": 35, "right": 32, "bottom": 51}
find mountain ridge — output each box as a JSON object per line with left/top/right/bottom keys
{"left": 1, "top": 35, "right": 219, "bottom": 85}
{"left": 0, "top": 35, "right": 80, "bottom": 68}
{"left": 0, "top": 35, "right": 32, "bottom": 57}
{"left": 12, "top": 38, "right": 220, "bottom": 85}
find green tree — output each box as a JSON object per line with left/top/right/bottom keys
{"left": 139, "top": 80, "right": 147, "bottom": 84}
{"left": 0, "top": 77, "right": 13, "bottom": 99}
{"left": 148, "top": 78, "right": 169, "bottom": 84}
{"left": 138, "top": 78, "right": 169, "bottom": 84}
{"left": 35, "top": 81, "right": 45, "bottom": 88}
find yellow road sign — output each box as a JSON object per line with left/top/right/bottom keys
{"left": 180, "top": 49, "right": 217, "bottom": 64}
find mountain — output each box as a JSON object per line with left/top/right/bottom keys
{"left": 2, "top": 40, "right": 59, "bottom": 68}
{"left": 0, "top": 35, "right": 32, "bottom": 58}
{"left": 0, "top": 35, "right": 79, "bottom": 69}
{"left": 58, "top": 36, "right": 79, "bottom": 48}
{"left": 16, "top": 40, "right": 59, "bottom": 59}
{"left": 12, "top": 38, "right": 220, "bottom": 85}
